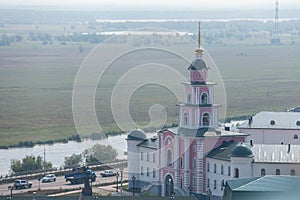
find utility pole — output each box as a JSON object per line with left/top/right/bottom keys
{"left": 43, "top": 146, "right": 46, "bottom": 168}
{"left": 120, "top": 170, "right": 123, "bottom": 196}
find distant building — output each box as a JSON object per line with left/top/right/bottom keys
{"left": 223, "top": 176, "right": 300, "bottom": 200}
{"left": 238, "top": 111, "right": 300, "bottom": 145}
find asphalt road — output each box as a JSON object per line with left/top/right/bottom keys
{"left": 0, "top": 170, "right": 128, "bottom": 196}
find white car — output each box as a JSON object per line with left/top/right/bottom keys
{"left": 41, "top": 174, "right": 56, "bottom": 183}
{"left": 100, "top": 170, "right": 116, "bottom": 177}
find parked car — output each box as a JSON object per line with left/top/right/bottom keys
{"left": 100, "top": 170, "right": 116, "bottom": 177}
{"left": 287, "top": 107, "right": 300, "bottom": 112}
{"left": 41, "top": 174, "right": 56, "bottom": 183}
{"left": 13, "top": 179, "right": 32, "bottom": 189}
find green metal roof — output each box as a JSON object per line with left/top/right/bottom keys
{"left": 227, "top": 176, "right": 300, "bottom": 192}
{"left": 224, "top": 176, "right": 300, "bottom": 200}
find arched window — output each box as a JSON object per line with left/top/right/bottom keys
{"left": 261, "top": 168, "right": 266, "bottom": 176}
{"left": 184, "top": 113, "right": 188, "bottom": 126}
{"left": 221, "top": 180, "right": 225, "bottom": 191}
{"left": 187, "top": 93, "right": 191, "bottom": 104}
{"left": 276, "top": 169, "right": 280, "bottom": 175}
{"left": 179, "top": 157, "right": 183, "bottom": 169}
{"left": 167, "top": 150, "right": 172, "bottom": 166}
{"left": 202, "top": 113, "right": 210, "bottom": 127}
{"left": 201, "top": 93, "right": 208, "bottom": 104}
{"left": 291, "top": 169, "right": 296, "bottom": 176}
{"left": 234, "top": 168, "right": 239, "bottom": 178}
{"left": 294, "top": 134, "right": 298, "bottom": 139}
{"left": 193, "top": 158, "right": 197, "bottom": 169}
{"left": 207, "top": 162, "right": 210, "bottom": 172}
{"left": 141, "top": 166, "right": 144, "bottom": 175}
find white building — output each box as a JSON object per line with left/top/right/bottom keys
{"left": 205, "top": 140, "right": 300, "bottom": 198}
{"left": 238, "top": 111, "right": 300, "bottom": 145}
{"left": 126, "top": 129, "right": 160, "bottom": 194}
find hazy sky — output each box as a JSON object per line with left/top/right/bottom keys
{"left": 1, "top": 0, "right": 300, "bottom": 10}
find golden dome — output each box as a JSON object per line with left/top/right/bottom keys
{"left": 194, "top": 47, "right": 204, "bottom": 54}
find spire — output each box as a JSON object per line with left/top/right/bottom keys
{"left": 198, "top": 21, "right": 201, "bottom": 48}
{"left": 195, "top": 21, "right": 204, "bottom": 57}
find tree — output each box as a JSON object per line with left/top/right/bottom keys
{"left": 10, "top": 155, "right": 52, "bottom": 173}
{"left": 64, "top": 153, "right": 82, "bottom": 168}
{"left": 83, "top": 144, "right": 117, "bottom": 165}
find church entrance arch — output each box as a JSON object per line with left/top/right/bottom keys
{"left": 165, "top": 174, "right": 174, "bottom": 196}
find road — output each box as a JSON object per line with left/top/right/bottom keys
{"left": 0, "top": 169, "right": 128, "bottom": 196}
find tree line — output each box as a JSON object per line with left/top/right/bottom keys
{"left": 10, "top": 144, "right": 117, "bottom": 174}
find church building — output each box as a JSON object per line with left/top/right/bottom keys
{"left": 127, "top": 23, "right": 247, "bottom": 199}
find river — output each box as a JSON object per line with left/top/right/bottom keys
{"left": 0, "top": 132, "right": 156, "bottom": 176}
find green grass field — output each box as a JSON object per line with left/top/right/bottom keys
{"left": 0, "top": 25, "right": 300, "bottom": 147}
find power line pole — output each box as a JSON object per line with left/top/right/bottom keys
{"left": 271, "top": 0, "right": 281, "bottom": 45}
{"left": 275, "top": 0, "right": 279, "bottom": 38}
{"left": 43, "top": 146, "right": 46, "bottom": 168}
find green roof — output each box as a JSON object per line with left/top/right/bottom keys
{"left": 224, "top": 176, "right": 300, "bottom": 200}
{"left": 229, "top": 176, "right": 300, "bottom": 192}
{"left": 230, "top": 143, "right": 253, "bottom": 158}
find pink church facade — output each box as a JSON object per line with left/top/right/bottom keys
{"left": 157, "top": 40, "right": 246, "bottom": 198}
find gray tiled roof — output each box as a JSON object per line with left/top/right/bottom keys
{"left": 137, "top": 136, "right": 158, "bottom": 149}
{"left": 206, "top": 141, "right": 300, "bottom": 163}
{"left": 163, "top": 127, "right": 247, "bottom": 138}
{"left": 188, "top": 59, "right": 207, "bottom": 70}
{"left": 206, "top": 140, "right": 238, "bottom": 161}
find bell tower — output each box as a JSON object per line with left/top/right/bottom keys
{"left": 179, "top": 22, "right": 219, "bottom": 130}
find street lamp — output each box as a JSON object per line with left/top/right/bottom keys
{"left": 132, "top": 175, "right": 136, "bottom": 196}
{"left": 188, "top": 186, "right": 192, "bottom": 196}
{"left": 7, "top": 186, "right": 12, "bottom": 199}
{"left": 116, "top": 172, "right": 119, "bottom": 192}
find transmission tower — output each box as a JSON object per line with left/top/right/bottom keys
{"left": 271, "top": 0, "right": 281, "bottom": 45}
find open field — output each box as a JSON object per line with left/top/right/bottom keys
{"left": 0, "top": 23, "right": 300, "bottom": 147}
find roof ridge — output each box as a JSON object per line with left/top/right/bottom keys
{"left": 236, "top": 176, "right": 263, "bottom": 190}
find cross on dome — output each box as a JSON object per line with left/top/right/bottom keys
{"left": 195, "top": 21, "right": 204, "bottom": 58}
